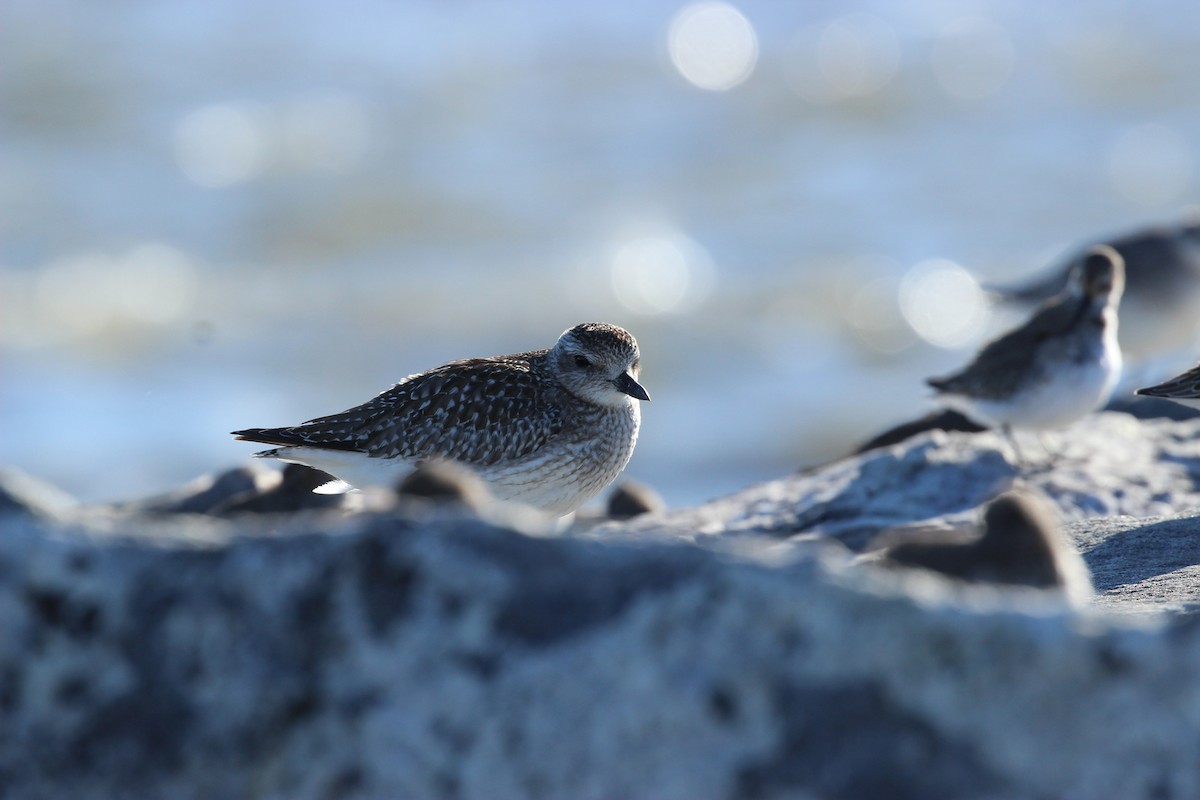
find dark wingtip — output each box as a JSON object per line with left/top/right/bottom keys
{"left": 232, "top": 427, "right": 300, "bottom": 447}
{"left": 1133, "top": 377, "right": 1181, "bottom": 398}
{"left": 1134, "top": 386, "right": 1167, "bottom": 398}
{"left": 233, "top": 426, "right": 362, "bottom": 452}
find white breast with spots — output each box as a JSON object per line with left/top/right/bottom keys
{"left": 477, "top": 399, "right": 641, "bottom": 515}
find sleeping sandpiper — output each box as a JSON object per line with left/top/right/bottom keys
{"left": 862, "top": 490, "right": 1094, "bottom": 604}
{"left": 233, "top": 323, "right": 649, "bottom": 516}
{"left": 927, "top": 246, "right": 1124, "bottom": 462}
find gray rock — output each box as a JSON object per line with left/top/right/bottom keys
{"left": 4, "top": 411, "right": 1200, "bottom": 799}
{"left": 395, "top": 460, "right": 494, "bottom": 511}
{"left": 613, "top": 412, "right": 1198, "bottom": 549}
{"left": 0, "top": 468, "right": 78, "bottom": 520}
{"left": 116, "top": 462, "right": 282, "bottom": 515}
{"left": 1071, "top": 511, "right": 1200, "bottom": 615}
{"left": 605, "top": 478, "right": 666, "bottom": 519}
{"left": 212, "top": 463, "right": 346, "bottom": 515}
{"left": 111, "top": 463, "right": 350, "bottom": 517}
{"left": 851, "top": 408, "right": 985, "bottom": 453}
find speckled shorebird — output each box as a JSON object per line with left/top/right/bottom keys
{"left": 1135, "top": 363, "right": 1200, "bottom": 410}
{"left": 926, "top": 245, "right": 1124, "bottom": 460}
{"left": 232, "top": 323, "right": 649, "bottom": 516}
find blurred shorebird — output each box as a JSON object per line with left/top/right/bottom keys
{"left": 233, "top": 322, "right": 649, "bottom": 516}
{"left": 989, "top": 216, "right": 1200, "bottom": 361}
{"left": 927, "top": 246, "right": 1124, "bottom": 462}
{"left": 862, "top": 491, "right": 1093, "bottom": 604}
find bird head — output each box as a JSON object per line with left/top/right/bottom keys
{"left": 551, "top": 322, "right": 650, "bottom": 407}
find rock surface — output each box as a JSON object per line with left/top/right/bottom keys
{"left": 3, "top": 411, "right": 1200, "bottom": 799}
{"left": 611, "top": 412, "right": 1200, "bottom": 550}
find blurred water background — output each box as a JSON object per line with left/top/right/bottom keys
{"left": 3, "top": 0, "right": 1200, "bottom": 508}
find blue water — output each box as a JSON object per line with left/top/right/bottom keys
{"left": 3, "top": 0, "right": 1199, "bottom": 507}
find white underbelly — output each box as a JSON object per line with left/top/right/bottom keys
{"left": 947, "top": 350, "right": 1121, "bottom": 430}
{"left": 265, "top": 444, "right": 628, "bottom": 516}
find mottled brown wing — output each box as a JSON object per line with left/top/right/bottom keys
{"left": 281, "top": 355, "right": 563, "bottom": 466}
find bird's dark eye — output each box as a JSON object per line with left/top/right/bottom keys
{"left": 574, "top": 355, "right": 592, "bottom": 369}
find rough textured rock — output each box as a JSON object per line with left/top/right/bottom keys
{"left": 0, "top": 468, "right": 78, "bottom": 520}
{"left": 612, "top": 412, "right": 1200, "bottom": 549}
{"left": 117, "top": 463, "right": 344, "bottom": 517}
{"left": 3, "top": 411, "right": 1200, "bottom": 799}
{"left": 1071, "top": 511, "right": 1200, "bottom": 614}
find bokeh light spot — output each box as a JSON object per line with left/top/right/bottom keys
{"left": 899, "top": 259, "right": 985, "bottom": 349}
{"left": 112, "top": 243, "right": 199, "bottom": 325}
{"left": 817, "top": 13, "right": 900, "bottom": 99}
{"left": 1108, "top": 123, "right": 1194, "bottom": 207}
{"left": 850, "top": 276, "right": 915, "bottom": 355}
{"left": 33, "top": 243, "right": 198, "bottom": 342}
{"left": 930, "top": 17, "right": 1014, "bottom": 101}
{"left": 611, "top": 234, "right": 715, "bottom": 315}
{"left": 282, "top": 95, "right": 371, "bottom": 173}
{"left": 175, "top": 104, "right": 270, "bottom": 188}
{"left": 36, "top": 252, "right": 120, "bottom": 339}
{"left": 668, "top": 2, "right": 759, "bottom": 91}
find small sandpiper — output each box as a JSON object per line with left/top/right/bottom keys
{"left": 233, "top": 322, "right": 649, "bottom": 516}
{"left": 990, "top": 216, "right": 1200, "bottom": 360}
{"left": 927, "top": 246, "right": 1124, "bottom": 460}
{"left": 1134, "top": 363, "right": 1200, "bottom": 410}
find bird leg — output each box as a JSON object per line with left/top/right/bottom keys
{"left": 1001, "top": 424, "right": 1026, "bottom": 470}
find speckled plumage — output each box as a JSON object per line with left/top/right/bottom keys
{"left": 233, "top": 323, "right": 649, "bottom": 515}
{"left": 926, "top": 246, "right": 1124, "bottom": 432}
